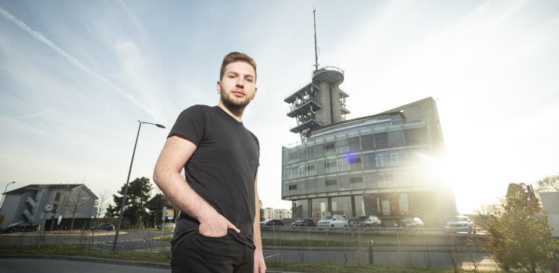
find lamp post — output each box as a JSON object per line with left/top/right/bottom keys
{"left": 112, "top": 120, "right": 165, "bottom": 251}
{"left": 1, "top": 181, "right": 16, "bottom": 209}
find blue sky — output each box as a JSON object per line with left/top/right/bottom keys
{"left": 1, "top": 0, "right": 558, "bottom": 214}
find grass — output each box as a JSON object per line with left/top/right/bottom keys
{"left": 0, "top": 245, "right": 171, "bottom": 264}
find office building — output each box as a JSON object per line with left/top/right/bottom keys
{"left": 282, "top": 67, "right": 456, "bottom": 226}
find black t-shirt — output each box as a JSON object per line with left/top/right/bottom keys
{"left": 168, "top": 105, "right": 260, "bottom": 248}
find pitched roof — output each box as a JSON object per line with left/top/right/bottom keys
{"left": 4, "top": 184, "right": 98, "bottom": 199}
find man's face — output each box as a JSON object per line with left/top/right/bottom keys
{"left": 217, "top": 61, "right": 257, "bottom": 111}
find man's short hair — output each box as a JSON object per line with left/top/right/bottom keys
{"left": 220, "top": 52, "right": 257, "bottom": 81}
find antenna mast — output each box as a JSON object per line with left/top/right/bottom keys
{"left": 313, "top": 9, "right": 319, "bottom": 71}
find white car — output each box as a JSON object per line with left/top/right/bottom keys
{"left": 316, "top": 214, "right": 349, "bottom": 229}
{"left": 445, "top": 215, "right": 475, "bottom": 233}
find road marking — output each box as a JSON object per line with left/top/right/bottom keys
{"left": 264, "top": 253, "right": 280, "bottom": 259}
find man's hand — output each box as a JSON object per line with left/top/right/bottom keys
{"left": 198, "top": 211, "right": 240, "bottom": 237}
{"left": 254, "top": 249, "right": 266, "bottom": 273}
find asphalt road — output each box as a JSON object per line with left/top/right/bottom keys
{"left": 0, "top": 257, "right": 170, "bottom": 273}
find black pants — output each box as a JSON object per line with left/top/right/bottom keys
{"left": 172, "top": 229, "right": 254, "bottom": 273}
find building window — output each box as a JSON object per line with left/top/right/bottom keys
{"left": 289, "top": 185, "right": 297, "bottom": 190}
{"left": 376, "top": 153, "right": 390, "bottom": 168}
{"left": 288, "top": 149, "right": 299, "bottom": 163}
{"left": 364, "top": 172, "right": 377, "bottom": 188}
{"left": 374, "top": 132, "right": 389, "bottom": 149}
{"left": 354, "top": 196, "right": 366, "bottom": 217}
{"left": 325, "top": 160, "right": 337, "bottom": 173}
{"left": 311, "top": 198, "right": 328, "bottom": 218}
{"left": 350, "top": 156, "right": 362, "bottom": 171}
{"left": 324, "top": 142, "right": 335, "bottom": 156}
{"left": 361, "top": 134, "right": 374, "bottom": 151}
{"left": 325, "top": 179, "right": 337, "bottom": 186}
{"left": 378, "top": 172, "right": 393, "bottom": 188}
{"left": 293, "top": 200, "right": 309, "bottom": 218}
{"left": 390, "top": 153, "right": 399, "bottom": 166}
{"left": 405, "top": 127, "right": 428, "bottom": 146}
{"left": 337, "top": 158, "right": 350, "bottom": 172}
{"left": 362, "top": 152, "right": 376, "bottom": 169}
{"left": 350, "top": 176, "right": 363, "bottom": 183}
{"left": 331, "top": 196, "right": 352, "bottom": 216}
{"left": 305, "top": 164, "right": 316, "bottom": 176}
{"left": 348, "top": 136, "right": 361, "bottom": 152}
{"left": 389, "top": 130, "right": 405, "bottom": 147}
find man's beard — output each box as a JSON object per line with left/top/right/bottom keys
{"left": 220, "top": 90, "right": 251, "bottom": 113}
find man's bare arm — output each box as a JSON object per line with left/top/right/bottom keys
{"left": 153, "top": 135, "right": 239, "bottom": 237}
{"left": 252, "top": 171, "right": 266, "bottom": 273}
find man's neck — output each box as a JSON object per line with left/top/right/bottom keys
{"left": 217, "top": 101, "right": 244, "bottom": 122}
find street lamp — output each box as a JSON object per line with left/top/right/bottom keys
{"left": 112, "top": 120, "right": 165, "bottom": 251}
{"left": 0, "top": 181, "right": 16, "bottom": 208}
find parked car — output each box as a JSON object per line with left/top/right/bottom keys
{"left": 445, "top": 215, "right": 475, "bottom": 233}
{"left": 290, "top": 219, "right": 316, "bottom": 228}
{"left": 317, "top": 214, "right": 349, "bottom": 229}
{"left": 157, "top": 222, "right": 176, "bottom": 230}
{"left": 353, "top": 215, "right": 382, "bottom": 228}
{"left": 260, "top": 219, "right": 284, "bottom": 228}
{"left": 399, "top": 217, "right": 424, "bottom": 228}
{"left": 0, "top": 222, "right": 39, "bottom": 233}
{"left": 91, "top": 223, "right": 115, "bottom": 231}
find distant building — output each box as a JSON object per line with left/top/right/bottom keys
{"left": 0, "top": 184, "right": 98, "bottom": 230}
{"left": 282, "top": 67, "right": 457, "bottom": 226}
{"left": 539, "top": 192, "right": 559, "bottom": 237}
{"left": 263, "top": 207, "right": 292, "bottom": 220}
{"left": 274, "top": 208, "right": 292, "bottom": 220}
{"left": 263, "top": 208, "right": 274, "bottom": 220}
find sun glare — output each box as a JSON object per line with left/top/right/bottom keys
{"left": 416, "top": 152, "right": 484, "bottom": 214}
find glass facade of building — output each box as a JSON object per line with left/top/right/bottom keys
{"left": 282, "top": 98, "right": 456, "bottom": 226}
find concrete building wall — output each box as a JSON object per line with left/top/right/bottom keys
{"left": 540, "top": 192, "right": 559, "bottom": 237}
{"left": 330, "top": 83, "right": 342, "bottom": 123}
{"left": 316, "top": 81, "right": 331, "bottom": 125}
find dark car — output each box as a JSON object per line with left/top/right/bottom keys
{"left": 290, "top": 219, "right": 316, "bottom": 228}
{"left": 0, "top": 222, "right": 39, "bottom": 233}
{"left": 92, "top": 223, "right": 115, "bottom": 231}
{"left": 260, "top": 219, "right": 284, "bottom": 228}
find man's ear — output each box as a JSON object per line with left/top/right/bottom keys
{"left": 252, "top": 87, "right": 258, "bottom": 100}
{"left": 216, "top": 81, "right": 221, "bottom": 94}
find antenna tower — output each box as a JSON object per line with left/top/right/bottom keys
{"left": 313, "top": 9, "right": 319, "bottom": 71}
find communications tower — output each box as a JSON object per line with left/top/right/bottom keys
{"left": 284, "top": 10, "right": 350, "bottom": 139}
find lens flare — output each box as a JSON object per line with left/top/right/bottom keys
{"left": 343, "top": 150, "right": 357, "bottom": 164}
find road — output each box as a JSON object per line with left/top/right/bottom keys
{"left": 0, "top": 257, "right": 170, "bottom": 273}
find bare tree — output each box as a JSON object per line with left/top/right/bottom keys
{"left": 536, "top": 174, "right": 559, "bottom": 192}
{"left": 95, "top": 189, "right": 109, "bottom": 227}
{"left": 48, "top": 186, "right": 72, "bottom": 231}
{"left": 66, "top": 185, "right": 94, "bottom": 231}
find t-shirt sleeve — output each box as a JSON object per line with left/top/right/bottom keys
{"left": 168, "top": 105, "right": 207, "bottom": 146}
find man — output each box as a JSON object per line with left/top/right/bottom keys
{"left": 153, "top": 52, "right": 266, "bottom": 273}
